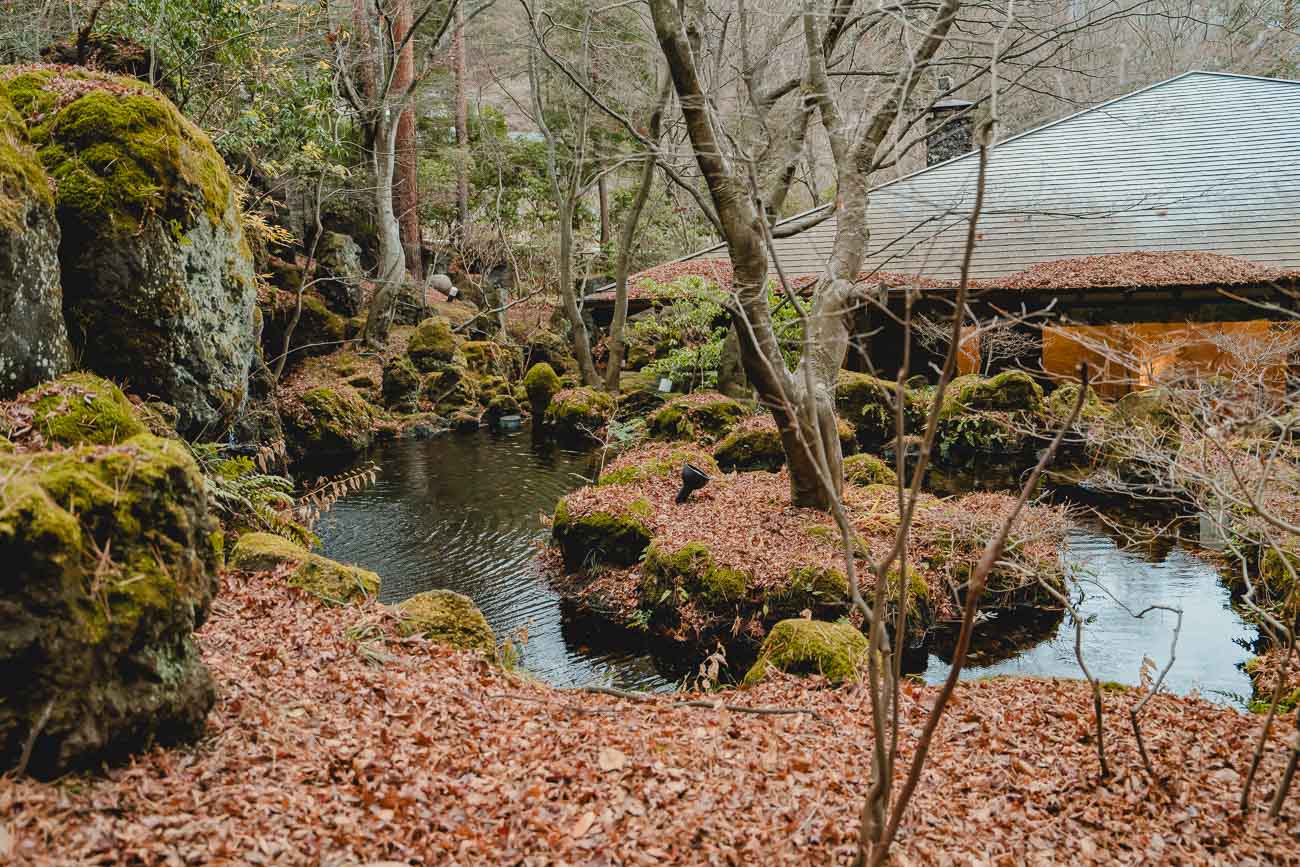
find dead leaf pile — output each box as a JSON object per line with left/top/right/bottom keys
{"left": 3, "top": 569, "right": 1299, "bottom": 864}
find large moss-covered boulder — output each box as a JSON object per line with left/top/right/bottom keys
{"left": 381, "top": 355, "right": 421, "bottom": 410}
{"left": 407, "top": 316, "right": 458, "bottom": 372}
{"left": 228, "top": 532, "right": 378, "bottom": 603}
{"left": 641, "top": 541, "right": 748, "bottom": 609}
{"left": 742, "top": 619, "right": 868, "bottom": 686}
{"left": 524, "top": 362, "right": 562, "bottom": 419}
{"left": 647, "top": 393, "right": 745, "bottom": 442}
{"left": 934, "top": 372, "right": 1045, "bottom": 464}
{"left": 281, "top": 385, "right": 375, "bottom": 458}
{"left": 843, "top": 453, "right": 898, "bottom": 487}
{"left": 0, "top": 434, "right": 220, "bottom": 777}
{"left": 314, "top": 231, "right": 363, "bottom": 316}
{"left": 836, "top": 371, "right": 924, "bottom": 448}
{"left": 394, "top": 589, "right": 495, "bottom": 655}
{"left": 423, "top": 367, "right": 479, "bottom": 414}
{"left": 545, "top": 386, "right": 615, "bottom": 442}
{"left": 0, "top": 86, "right": 69, "bottom": 397}
{"left": 13, "top": 372, "right": 147, "bottom": 446}
{"left": 552, "top": 494, "right": 654, "bottom": 572}
{"left": 260, "top": 290, "right": 347, "bottom": 369}
{"left": 1, "top": 66, "right": 258, "bottom": 436}
{"left": 713, "top": 416, "right": 784, "bottom": 472}
{"left": 945, "top": 371, "right": 1044, "bottom": 414}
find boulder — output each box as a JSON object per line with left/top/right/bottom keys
{"left": 544, "top": 386, "right": 615, "bottom": 442}
{"left": 742, "top": 619, "right": 869, "bottom": 686}
{"left": 647, "top": 393, "right": 745, "bottom": 442}
{"left": 314, "top": 231, "right": 364, "bottom": 315}
{"left": 14, "top": 372, "right": 146, "bottom": 446}
{"left": 523, "top": 362, "right": 562, "bottom": 419}
{"left": 835, "top": 371, "right": 924, "bottom": 448}
{"left": 2, "top": 66, "right": 259, "bottom": 437}
{"left": 281, "top": 385, "right": 375, "bottom": 459}
{"left": 260, "top": 290, "right": 348, "bottom": 368}
{"left": 407, "top": 316, "right": 458, "bottom": 372}
{"left": 394, "top": 590, "right": 495, "bottom": 655}
{"left": 0, "top": 434, "right": 220, "bottom": 777}
{"left": 0, "top": 87, "right": 70, "bottom": 397}
{"left": 712, "top": 415, "right": 856, "bottom": 473}
{"left": 228, "top": 532, "right": 379, "bottom": 604}
{"left": 484, "top": 393, "right": 521, "bottom": 425}
{"left": 843, "top": 453, "right": 898, "bottom": 487}
{"left": 381, "top": 356, "right": 421, "bottom": 410}
{"left": 552, "top": 495, "right": 654, "bottom": 572}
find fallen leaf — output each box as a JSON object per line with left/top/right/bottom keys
{"left": 598, "top": 747, "right": 626, "bottom": 772}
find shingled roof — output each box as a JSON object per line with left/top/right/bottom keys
{"left": 596, "top": 71, "right": 1300, "bottom": 296}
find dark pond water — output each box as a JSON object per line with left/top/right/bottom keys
{"left": 317, "top": 431, "right": 1261, "bottom": 704}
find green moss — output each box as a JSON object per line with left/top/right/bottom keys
{"left": 551, "top": 495, "right": 653, "bottom": 571}
{"left": 713, "top": 424, "right": 784, "bottom": 472}
{"left": 743, "top": 619, "right": 869, "bottom": 686}
{"left": 22, "top": 372, "right": 147, "bottom": 446}
{"left": 598, "top": 447, "right": 720, "bottom": 487}
{"left": 292, "top": 386, "right": 374, "bottom": 454}
{"left": 769, "top": 565, "right": 851, "bottom": 617}
{"left": 0, "top": 85, "right": 51, "bottom": 231}
{"left": 3, "top": 68, "right": 232, "bottom": 236}
{"left": 407, "top": 316, "right": 457, "bottom": 371}
{"left": 1047, "top": 383, "right": 1107, "bottom": 423}
{"left": 836, "top": 371, "right": 924, "bottom": 447}
{"left": 228, "top": 531, "right": 379, "bottom": 604}
{"left": 394, "top": 589, "right": 495, "bottom": 655}
{"left": 523, "top": 362, "right": 562, "bottom": 417}
{"left": 544, "top": 387, "right": 615, "bottom": 440}
{"left": 842, "top": 453, "right": 898, "bottom": 487}
{"left": 647, "top": 394, "right": 745, "bottom": 442}
{"left": 461, "top": 340, "right": 508, "bottom": 377}
{"left": 943, "top": 371, "right": 1044, "bottom": 416}
{"left": 642, "top": 540, "right": 748, "bottom": 608}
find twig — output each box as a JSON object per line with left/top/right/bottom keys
{"left": 13, "top": 698, "right": 55, "bottom": 778}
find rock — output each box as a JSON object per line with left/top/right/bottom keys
{"left": 281, "top": 386, "right": 375, "bottom": 459}
{"left": 2, "top": 67, "right": 258, "bottom": 437}
{"left": 742, "top": 619, "right": 869, "bottom": 686}
{"left": 0, "top": 434, "right": 220, "bottom": 777}
{"left": 552, "top": 495, "right": 654, "bottom": 572}
{"left": 407, "top": 316, "right": 458, "bottom": 372}
{"left": 835, "top": 371, "right": 924, "bottom": 448}
{"left": 945, "top": 370, "right": 1044, "bottom": 414}
{"left": 450, "top": 409, "right": 481, "bottom": 432}
{"left": 647, "top": 393, "right": 745, "bottom": 442}
{"left": 228, "top": 532, "right": 378, "bottom": 604}
{"left": 714, "top": 417, "right": 784, "bottom": 472}
{"left": 522, "top": 330, "right": 576, "bottom": 374}
{"left": 1047, "top": 382, "right": 1107, "bottom": 423}
{"left": 544, "top": 386, "right": 615, "bottom": 442}
{"left": 523, "top": 362, "right": 562, "bottom": 419}
{"left": 16, "top": 372, "right": 147, "bottom": 446}
{"left": 843, "top": 453, "right": 898, "bottom": 487}
{"left": 423, "top": 368, "right": 479, "bottom": 414}
{"left": 381, "top": 356, "right": 421, "bottom": 409}
{"left": 261, "top": 290, "right": 348, "bottom": 368}
{"left": 394, "top": 589, "right": 495, "bottom": 655}
{"left": 429, "top": 273, "right": 453, "bottom": 294}
{"left": 641, "top": 541, "right": 747, "bottom": 609}
{"left": 461, "top": 340, "right": 519, "bottom": 379}
{"left": 315, "top": 231, "right": 364, "bottom": 316}
{"left": 0, "top": 87, "right": 70, "bottom": 397}
{"left": 597, "top": 444, "right": 719, "bottom": 487}
{"left": 484, "top": 393, "right": 521, "bottom": 425}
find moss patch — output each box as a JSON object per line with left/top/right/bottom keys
{"left": 545, "top": 387, "right": 615, "bottom": 441}
{"left": 407, "top": 316, "right": 457, "bottom": 372}
{"left": 743, "top": 619, "right": 869, "bottom": 686}
{"left": 552, "top": 495, "right": 653, "bottom": 571}
{"left": 228, "top": 532, "right": 379, "bottom": 604}
{"left": 843, "top": 453, "right": 898, "bottom": 487}
{"left": 641, "top": 540, "right": 748, "bottom": 609}
{"left": 647, "top": 393, "right": 745, "bottom": 442}
{"left": 836, "top": 371, "right": 924, "bottom": 447}
{"left": 394, "top": 589, "right": 495, "bottom": 655}
{"left": 20, "top": 372, "right": 147, "bottom": 446}
{"left": 598, "top": 444, "right": 720, "bottom": 487}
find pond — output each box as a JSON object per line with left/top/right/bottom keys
{"left": 317, "top": 430, "right": 1261, "bottom": 704}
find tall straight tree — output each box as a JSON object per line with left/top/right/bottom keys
{"left": 392, "top": 0, "right": 423, "bottom": 283}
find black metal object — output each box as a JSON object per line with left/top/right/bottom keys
{"left": 675, "top": 462, "right": 711, "bottom": 504}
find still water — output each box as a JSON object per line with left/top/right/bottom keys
{"left": 317, "top": 430, "right": 1260, "bottom": 703}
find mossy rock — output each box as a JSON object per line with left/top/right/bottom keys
{"left": 136, "top": 399, "right": 180, "bottom": 438}
{"left": 836, "top": 371, "right": 925, "bottom": 448}
{"left": 523, "top": 362, "right": 562, "bottom": 418}
{"left": 19, "top": 372, "right": 147, "bottom": 446}
{"left": 394, "top": 589, "right": 495, "bottom": 655}
{"left": 425, "top": 369, "right": 480, "bottom": 414}
{"left": 552, "top": 495, "right": 653, "bottom": 572}
{"left": 742, "top": 619, "right": 869, "bottom": 686}
{"left": 647, "top": 394, "right": 745, "bottom": 442}
{"left": 450, "top": 409, "right": 481, "bottom": 432}
{"left": 484, "top": 393, "right": 521, "bottom": 424}
{"left": 1046, "top": 382, "right": 1107, "bottom": 423}
{"left": 381, "top": 356, "right": 421, "bottom": 409}
{"left": 282, "top": 386, "right": 375, "bottom": 458}
{"left": 1, "top": 66, "right": 258, "bottom": 436}
{"left": 942, "top": 371, "right": 1044, "bottom": 416}
{"left": 768, "top": 565, "right": 851, "bottom": 618}
{"left": 714, "top": 422, "right": 784, "bottom": 472}
{"left": 478, "top": 374, "right": 511, "bottom": 401}
{"left": 523, "top": 330, "right": 577, "bottom": 374}
{"left": 261, "top": 291, "right": 348, "bottom": 369}
{"left": 461, "top": 340, "right": 517, "bottom": 378}
{"left": 0, "top": 433, "right": 220, "bottom": 776}
{"left": 597, "top": 446, "right": 719, "bottom": 487}
{"left": 1110, "top": 388, "right": 1178, "bottom": 432}
{"left": 407, "top": 316, "right": 457, "bottom": 372}
{"left": 640, "top": 540, "right": 748, "bottom": 609}
{"left": 228, "top": 532, "right": 378, "bottom": 604}
{"left": 843, "top": 453, "right": 898, "bottom": 487}
{"left": 544, "top": 387, "right": 615, "bottom": 442}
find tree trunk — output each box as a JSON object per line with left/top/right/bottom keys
{"left": 716, "top": 324, "right": 750, "bottom": 399}
{"left": 597, "top": 173, "right": 611, "bottom": 248}
{"left": 363, "top": 119, "right": 408, "bottom": 349}
{"left": 453, "top": 0, "right": 470, "bottom": 231}
{"left": 558, "top": 198, "right": 600, "bottom": 386}
{"left": 392, "top": 0, "right": 423, "bottom": 284}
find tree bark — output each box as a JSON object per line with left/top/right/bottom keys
{"left": 453, "top": 0, "right": 470, "bottom": 231}
{"left": 363, "top": 119, "right": 408, "bottom": 348}
{"left": 392, "top": 0, "right": 423, "bottom": 284}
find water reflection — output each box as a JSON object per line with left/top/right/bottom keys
{"left": 923, "top": 525, "right": 1258, "bottom": 705}
{"left": 316, "top": 428, "right": 676, "bottom": 691}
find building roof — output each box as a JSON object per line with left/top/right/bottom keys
{"left": 598, "top": 71, "right": 1300, "bottom": 295}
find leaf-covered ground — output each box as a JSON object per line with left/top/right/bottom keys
{"left": 5, "top": 569, "right": 1299, "bottom": 865}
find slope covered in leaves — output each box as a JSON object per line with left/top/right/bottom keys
{"left": 4, "top": 569, "right": 1299, "bottom": 864}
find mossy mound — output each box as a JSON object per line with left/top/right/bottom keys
{"left": 641, "top": 541, "right": 748, "bottom": 609}
{"left": 647, "top": 393, "right": 745, "bottom": 442}
{"left": 768, "top": 565, "right": 852, "bottom": 619}
{"left": 843, "top": 453, "right": 898, "bottom": 487}
{"left": 713, "top": 417, "right": 784, "bottom": 472}
{"left": 1047, "top": 382, "right": 1107, "bottom": 423}
{"left": 552, "top": 495, "right": 654, "bottom": 572}
{"left": 394, "top": 589, "right": 495, "bottom": 655}
{"left": 228, "top": 532, "right": 378, "bottom": 604}
{"left": 281, "top": 386, "right": 375, "bottom": 459}
{"left": 484, "top": 393, "right": 522, "bottom": 424}
{"left": 407, "top": 316, "right": 458, "bottom": 372}
{"left": 523, "top": 362, "right": 562, "bottom": 418}
{"left": 0, "top": 433, "right": 220, "bottom": 777}
{"left": 462, "top": 340, "right": 518, "bottom": 378}
{"left": 943, "top": 371, "right": 1044, "bottom": 415}
{"left": 260, "top": 291, "right": 348, "bottom": 369}
{"left": 545, "top": 387, "right": 616, "bottom": 442}
{"left": 1, "top": 65, "right": 257, "bottom": 436}
{"left": 742, "top": 619, "right": 869, "bottom": 686}
{"left": 424, "top": 367, "right": 480, "bottom": 414}
{"left": 597, "top": 444, "right": 719, "bottom": 487}
{"left": 381, "top": 356, "right": 421, "bottom": 409}
{"left": 18, "top": 371, "right": 147, "bottom": 446}
{"left": 934, "top": 373, "right": 1046, "bottom": 466}
{"left": 836, "top": 371, "right": 925, "bottom": 448}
